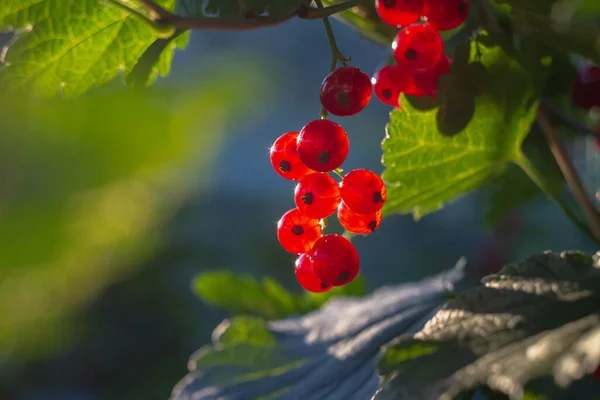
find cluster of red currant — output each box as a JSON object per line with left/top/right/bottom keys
{"left": 371, "top": 0, "right": 469, "bottom": 107}
{"left": 269, "top": 86, "right": 386, "bottom": 292}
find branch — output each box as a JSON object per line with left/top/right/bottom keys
{"left": 298, "top": 0, "right": 365, "bottom": 20}
{"left": 536, "top": 108, "right": 600, "bottom": 242}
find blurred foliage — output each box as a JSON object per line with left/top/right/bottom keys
{"left": 193, "top": 270, "right": 367, "bottom": 319}
{"left": 0, "top": 65, "right": 266, "bottom": 360}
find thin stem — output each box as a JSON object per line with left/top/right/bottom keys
{"left": 106, "top": 0, "right": 157, "bottom": 26}
{"left": 515, "top": 153, "right": 599, "bottom": 245}
{"left": 540, "top": 100, "right": 600, "bottom": 139}
{"left": 299, "top": 0, "right": 364, "bottom": 20}
{"left": 332, "top": 168, "right": 345, "bottom": 178}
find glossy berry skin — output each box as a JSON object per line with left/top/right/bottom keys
{"left": 424, "top": 0, "right": 469, "bottom": 31}
{"left": 392, "top": 24, "right": 443, "bottom": 72}
{"left": 295, "top": 253, "right": 331, "bottom": 293}
{"left": 309, "top": 234, "right": 360, "bottom": 286}
{"left": 294, "top": 173, "right": 341, "bottom": 219}
{"left": 320, "top": 66, "right": 373, "bottom": 117}
{"left": 276, "top": 209, "right": 322, "bottom": 254}
{"left": 406, "top": 55, "right": 451, "bottom": 97}
{"left": 269, "top": 132, "right": 314, "bottom": 181}
{"left": 375, "top": 0, "right": 424, "bottom": 27}
{"left": 297, "top": 119, "right": 349, "bottom": 172}
{"left": 340, "top": 169, "right": 387, "bottom": 214}
{"left": 571, "top": 65, "right": 600, "bottom": 110}
{"left": 372, "top": 65, "right": 413, "bottom": 107}
{"left": 338, "top": 202, "right": 382, "bottom": 234}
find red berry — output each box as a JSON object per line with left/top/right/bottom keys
{"left": 424, "top": 0, "right": 469, "bottom": 31}
{"left": 372, "top": 65, "right": 413, "bottom": 107}
{"left": 392, "top": 23, "right": 443, "bottom": 72}
{"left": 571, "top": 65, "right": 600, "bottom": 110}
{"left": 294, "top": 173, "right": 341, "bottom": 219}
{"left": 297, "top": 119, "right": 349, "bottom": 172}
{"left": 310, "top": 234, "right": 360, "bottom": 286}
{"left": 269, "top": 132, "right": 314, "bottom": 181}
{"left": 276, "top": 209, "right": 322, "bottom": 254}
{"left": 338, "top": 201, "right": 382, "bottom": 234}
{"left": 406, "top": 55, "right": 451, "bottom": 97}
{"left": 339, "top": 169, "right": 387, "bottom": 214}
{"left": 594, "top": 365, "right": 600, "bottom": 380}
{"left": 295, "top": 253, "right": 331, "bottom": 293}
{"left": 375, "top": 0, "right": 424, "bottom": 27}
{"left": 320, "top": 66, "right": 372, "bottom": 117}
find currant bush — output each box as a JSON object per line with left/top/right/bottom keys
{"left": 297, "top": 119, "right": 350, "bottom": 172}
{"left": 309, "top": 234, "right": 360, "bottom": 286}
{"left": 392, "top": 23, "right": 443, "bottom": 72}
{"left": 340, "top": 169, "right": 387, "bottom": 214}
{"left": 320, "top": 66, "right": 372, "bottom": 116}
{"left": 294, "top": 173, "right": 341, "bottom": 219}
{"left": 276, "top": 208, "right": 322, "bottom": 254}
{"left": 295, "top": 253, "right": 331, "bottom": 293}
{"left": 270, "top": 131, "right": 315, "bottom": 180}
{"left": 375, "top": 0, "right": 424, "bottom": 28}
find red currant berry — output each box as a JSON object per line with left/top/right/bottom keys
{"left": 594, "top": 365, "right": 600, "bottom": 380}
{"left": 310, "top": 234, "right": 360, "bottom": 286}
{"left": 297, "top": 119, "right": 349, "bottom": 172}
{"left": 406, "top": 55, "right": 451, "bottom": 97}
{"left": 320, "top": 66, "right": 372, "bottom": 117}
{"left": 269, "top": 132, "right": 314, "bottom": 181}
{"left": 276, "top": 209, "right": 322, "bottom": 254}
{"left": 295, "top": 253, "right": 331, "bottom": 293}
{"left": 372, "top": 65, "right": 413, "bottom": 107}
{"left": 339, "top": 169, "right": 387, "bottom": 214}
{"left": 338, "top": 201, "right": 382, "bottom": 234}
{"left": 571, "top": 65, "right": 600, "bottom": 110}
{"left": 294, "top": 173, "right": 341, "bottom": 219}
{"left": 392, "top": 23, "right": 443, "bottom": 72}
{"left": 424, "top": 0, "right": 469, "bottom": 31}
{"left": 375, "top": 0, "right": 424, "bottom": 27}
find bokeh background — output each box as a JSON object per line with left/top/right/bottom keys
{"left": 0, "top": 15, "right": 598, "bottom": 400}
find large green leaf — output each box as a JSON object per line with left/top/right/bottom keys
{"left": 193, "top": 269, "right": 367, "bottom": 319}
{"left": 0, "top": 0, "right": 186, "bottom": 97}
{"left": 376, "top": 251, "right": 600, "bottom": 399}
{"left": 381, "top": 37, "right": 548, "bottom": 219}
{"left": 0, "top": 66, "right": 265, "bottom": 359}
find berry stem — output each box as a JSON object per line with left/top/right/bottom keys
{"left": 515, "top": 151, "right": 600, "bottom": 246}
{"left": 300, "top": 0, "right": 366, "bottom": 20}
{"left": 332, "top": 168, "right": 345, "bottom": 178}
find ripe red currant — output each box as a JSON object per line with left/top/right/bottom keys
{"left": 372, "top": 65, "right": 413, "bottom": 107}
{"left": 392, "top": 23, "right": 443, "bottom": 72}
{"left": 269, "top": 132, "right": 314, "bottom": 181}
{"left": 375, "top": 0, "right": 424, "bottom": 27}
{"left": 297, "top": 119, "right": 349, "bottom": 172}
{"left": 294, "top": 173, "right": 341, "bottom": 219}
{"left": 406, "top": 55, "right": 451, "bottom": 97}
{"left": 571, "top": 65, "right": 600, "bottom": 110}
{"left": 320, "top": 66, "right": 372, "bottom": 117}
{"left": 309, "top": 234, "right": 360, "bottom": 286}
{"left": 338, "top": 202, "right": 382, "bottom": 234}
{"left": 424, "top": 0, "right": 469, "bottom": 31}
{"left": 340, "top": 169, "right": 387, "bottom": 214}
{"left": 295, "top": 253, "right": 331, "bottom": 293}
{"left": 276, "top": 209, "right": 322, "bottom": 254}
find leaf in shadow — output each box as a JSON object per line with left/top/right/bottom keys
{"left": 375, "top": 251, "right": 600, "bottom": 400}
{"left": 171, "top": 259, "right": 475, "bottom": 400}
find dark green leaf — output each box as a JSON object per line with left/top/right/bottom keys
{"left": 376, "top": 251, "right": 600, "bottom": 400}
{"left": 381, "top": 36, "right": 548, "bottom": 219}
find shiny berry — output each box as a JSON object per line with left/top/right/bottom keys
{"left": 294, "top": 173, "right": 341, "bottom": 219}
{"left": 372, "top": 65, "right": 413, "bottom": 107}
{"left": 295, "top": 253, "right": 331, "bottom": 293}
{"left": 375, "top": 0, "right": 424, "bottom": 27}
{"left": 310, "top": 234, "right": 360, "bottom": 286}
{"left": 424, "top": 0, "right": 469, "bottom": 31}
{"left": 276, "top": 209, "right": 322, "bottom": 254}
{"left": 340, "top": 169, "right": 387, "bottom": 214}
{"left": 392, "top": 23, "right": 443, "bottom": 72}
{"left": 320, "top": 66, "right": 372, "bottom": 117}
{"left": 571, "top": 65, "right": 600, "bottom": 110}
{"left": 269, "top": 132, "right": 314, "bottom": 181}
{"left": 338, "top": 202, "right": 382, "bottom": 234}
{"left": 297, "top": 119, "right": 349, "bottom": 172}
{"left": 406, "top": 55, "right": 451, "bottom": 97}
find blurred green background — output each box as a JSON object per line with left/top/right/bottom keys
{"left": 0, "top": 13, "right": 598, "bottom": 400}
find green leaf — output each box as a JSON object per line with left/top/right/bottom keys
{"left": 0, "top": 0, "right": 186, "bottom": 97}
{"left": 381, "top": 36, "right": 548, "bottom": 219}
{"left": 192, "top": 269, "right": 367, "bottom": 319}
{"left": 375, "top": 251, "right": 600, "bottom": 399}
